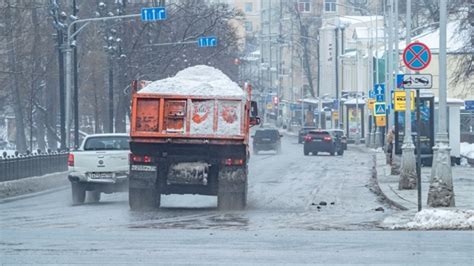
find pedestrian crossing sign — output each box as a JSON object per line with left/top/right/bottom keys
{"left": 374, "top": 102, "right": 386, "bottom": 116}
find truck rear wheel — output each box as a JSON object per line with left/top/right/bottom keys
{"left": 71, "top": 182, "right": 86, "bottom": 205}
{"left": 129, "top": 188, "right": 160, "bottom": 210}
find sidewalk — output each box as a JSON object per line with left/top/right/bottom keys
{"left": 375, "top": 151, "right": 474, "bottom": 211}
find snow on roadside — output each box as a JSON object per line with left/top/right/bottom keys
{"left": 390, "top": 209, "right": 474, "bottom": 230}
{"left": 460, "top": 142, "right": 474, "bottom": 160}
{"left": 0, "top": 150, "right": 17, "bottom": 157}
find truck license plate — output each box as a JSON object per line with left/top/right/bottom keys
{"left": 87, "top": 172, "right": 113, "bottom": 179}
{"left": 313, "top": 139, "right": 322, "bottom": 142}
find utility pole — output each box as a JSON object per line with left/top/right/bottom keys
{"left": 428, "top": 0, "right": 455, "bottom": 207}
{"left": 73, "top": 0, "right": 79, "bottom": 148}
{"left": 277, "top": 0, "right": 283, "bottom": 126}
{"left": 374, "top": 0, "right": 383, "bottom": 148}
{"left": 268, "top": 0, "right": 273, "bottom": 124}
{"left": 355, "top": 49, "right": 361, "bottom": 145}
{"left": 48, "top": 0, "right": 67, "bottom": 150}
{"left": 391, "top": 0, "right": 398, "bottom": 129}
{"left": 386, "top": 0, "right": 393, "bottom": 132}
{"left": 399, "top": 0, "right": 417, "bottom": 189}
{"left": 335, "top": 27, "right": 339, "bottom": 129}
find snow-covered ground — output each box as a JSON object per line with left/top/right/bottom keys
{"left": 1, "top": 135, "right": 473, "bottom": 263}
{"left": 0, "top": 149, "right": 17, "bottom": 157}
{"left": 460, "top": 142, "right": 474, "bottom": 159}
{"left": 385, "top": 209, "right": 474, "bottom": 230}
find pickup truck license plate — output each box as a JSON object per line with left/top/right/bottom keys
{"left": 87, "top": 172, "right": 113, "bottom": 179}
{"left": 313, "top": 139, "right": 322, "bottom": 142}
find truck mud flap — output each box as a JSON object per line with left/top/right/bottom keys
{"left": 129, "top": 170, "right": 157, "bottom": 189}
{"left": 218, "top": 167, "right": 247, "bottom": 193}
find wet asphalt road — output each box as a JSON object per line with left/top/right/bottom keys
{"left": 1, "top": 134, "right": 473, "bottom": 264}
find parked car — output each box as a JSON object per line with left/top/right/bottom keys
{"left": 303, "top": 130, "right": 344, "bottom": 156}
{"left": 326, "top": 129, "right": 347, "bottom": 150}
{"left": 298, "top": 126, "right": 317, "bottom": 143}
{"left": 252, "top": 128, "right": 282, "bottom": 154}
{"left": 68, "top": 133, "right": 130, "bottom": 205}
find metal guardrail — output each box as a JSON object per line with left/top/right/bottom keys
{"left": 0, "top": 152, "right": 68, "bottom": 182}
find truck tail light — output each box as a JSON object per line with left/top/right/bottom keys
{"left": 223, "top": 158, "right": 244, "bottom": 166}
{"left": 68, "top": 153, "right": 74, "bottom": 167}
{"left": 304, "top": 135, "right": 313, "bottom": 142}
{"left": 323, "top": 136, "right": 332, "bottom": 141}
{"left": 130, "top": 154, "right": 153, "bottom": 164}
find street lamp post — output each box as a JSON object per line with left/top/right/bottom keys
{"left": 427, "top": 0, "right": 455, "bottom": 207}
{"left": 399, "top": 0, "right": 417, "bottom": 190}
{"left": 355, "top": 50, "right": 361, "bottom": 145}
{"left": 64, "top": 14, "right": 141, "bottom": 147}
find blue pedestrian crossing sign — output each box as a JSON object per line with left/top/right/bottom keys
{"left": 374, "top": 102, "right": 386, "bottom": 116}
{"left": 374, "top": 84, "right": 385, "bottom": 102}
{"left": 141, "top": 7, "right": 167, "bottom": 21}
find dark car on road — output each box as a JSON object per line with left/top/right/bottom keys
{"left": 303, "top": 130, "right": 344, "bottom": 156}
{"left": 298, "top": 127, "right": 317, "bottom": 143}
{"left": 252, "top": 128, "right": 282, "bottom": 154}
{"left": 326, "top": 129, "right": 347, "bottom": 150}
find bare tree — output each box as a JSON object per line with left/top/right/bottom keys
{"left": 285, "top": 2, "right": 321, "bottom": 97}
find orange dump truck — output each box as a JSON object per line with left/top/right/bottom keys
{"left": 128, "top": 65, "right": 259, "bottom": 210}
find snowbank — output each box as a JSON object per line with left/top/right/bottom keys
{"left": 139, "top": 65, "right": 245, "bottom": 98}
{"left": 460, "top": 142, "right": 474, "bottom": 160}
{"left": 403, "top": 209, "right": 474, "bottom": 230}
{"left": 0, "top": 150, "right": 17, "bottom": 157}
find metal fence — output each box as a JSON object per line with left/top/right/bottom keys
{"left": 0, "top": 152, "right": 68, "bottom": 182}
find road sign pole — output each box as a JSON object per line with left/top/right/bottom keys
{"left": 399, "top": 0, "right": 417, "bottom": 190}
{"left": 428, "top": 0, "right": 455, "bottom": 207}
{"left": 416, "top": 89, "right": 422, "bottom": 211}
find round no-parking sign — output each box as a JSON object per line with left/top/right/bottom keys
{"left": 403, "top": 42, "right": 431, "bottom": 71}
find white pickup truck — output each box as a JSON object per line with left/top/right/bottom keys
{"left": 68, "top": 133, "right": 130, "bottom": 205}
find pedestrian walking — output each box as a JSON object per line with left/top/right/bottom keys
{"left": 386, "top": 127, "right": 394, "bottom": 164}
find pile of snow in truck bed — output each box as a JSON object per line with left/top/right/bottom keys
{"left": 139, "top": 65, "right": 245, "bottom": 98}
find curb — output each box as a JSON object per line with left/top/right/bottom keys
{"left": 371, "top": 153, "right": 409, "bottom": 211}
{"left": 0, "top": 171, "right": 69, "bottom": 201}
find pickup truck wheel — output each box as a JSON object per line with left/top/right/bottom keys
{"left": 71, "top": 183, "right": 86, "bottom": 205}
{"left": 129, "top": 188, "right": 160, "bottom": 210}
{"left": 87, "top": 191, "right": 101, "bottom": 203}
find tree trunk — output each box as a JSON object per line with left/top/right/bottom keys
{"left": 5, "top": 2, "right": 27, "bottom": 153}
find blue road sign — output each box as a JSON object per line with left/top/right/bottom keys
{"left": 369, "top": 89, "right": 375, "bottom": 99}
{"left": 376, "top": 94, "right": 385, "bottom": 102}
{"left": 374, "top": 84, "right": 385, "bottom": 96}
{"left": 374, "top": 102, "right": 386, "bottom": 116}
{"left": 141, "top": 7, "right": 166, "bottom": 21}
{"left": 374, "top": 84, "right": 385, "bottom": 102}
{"left": 198, "top": 36, "right": 217, "bottom": 47}
{"left": 465, "top": 100, "right": 474, "bottom": 111}
{"left": 397, "top": 74, "right": 404, "bottom": 88}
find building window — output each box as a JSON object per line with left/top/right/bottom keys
{"left": 244, "top": 2, "right": 253, "bottom": 12}
{"left": 298, "top": 0, "right": 311, "bottom": 13}
{"left": 325, "top": 0, "right": 337, "bottom": 13}
{"left": 245, "top": 21, "right": 253, "bottom": 32}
